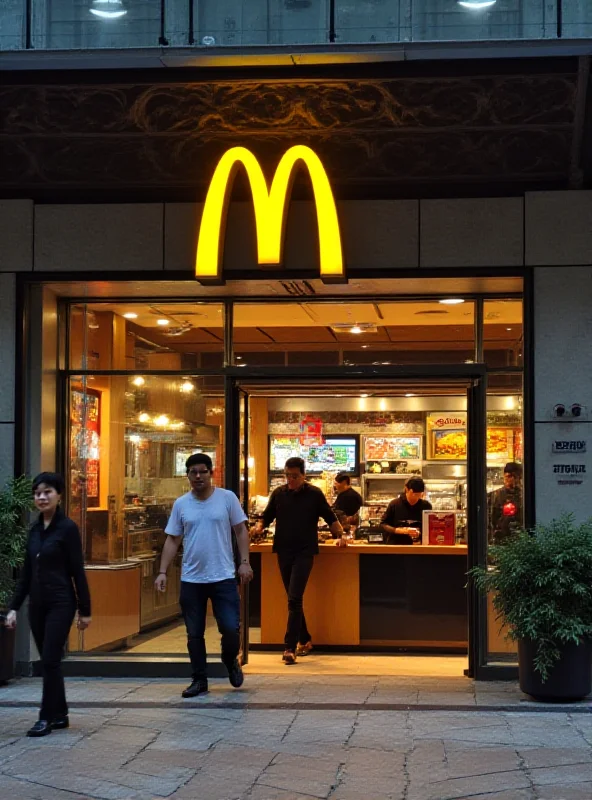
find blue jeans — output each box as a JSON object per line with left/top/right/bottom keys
{"left": 179, "top": 579, "right": 240, "bottom": 681}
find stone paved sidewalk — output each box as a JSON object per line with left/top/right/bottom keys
{"left": 1, "top": 676, "right": 592, "bottom": 800}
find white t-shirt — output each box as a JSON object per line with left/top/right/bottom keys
{"left": 165, "top": 488, "right": 247, "bottom": 583}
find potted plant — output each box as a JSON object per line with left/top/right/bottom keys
{"left": 0, "top": 476, "right": 33, "bottom": 684}
{"left": 470, "top": 514, "right": 592, "bottom": 701}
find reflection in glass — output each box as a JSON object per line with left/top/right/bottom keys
{"left": 67, "top": 374, "right": 225, "bottom": 655}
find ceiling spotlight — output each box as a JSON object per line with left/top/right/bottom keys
{"left": 506, "top": 327, "right": 512, "bottom": 331}
{"left": 138, "top": 413, "right": 150, "bottom": 423}
{"left": 405, "top": 393, "right": 415, "bottom": 397}
{"left": 132, "top": 376, "right": 145, "bottom": 387}
{"left": 156, "top": 319, "right": 170, "bottom": 326}
{"left": 360, "top": 393, "right": 370, "bottom": 398}
{"left": 439, "top": 298, "right": 465, "bottom": 305}
{"left": 90, "top": 0, "right": 128, "bottom": 19}
{"left": 350, "top": 325, "right": 363, "bottom": 334}
{"left": 361, "top": 345, "right": 369, "bottom": 349}
{"left": 180, "top": 381, "right": 195, "bottom": 394}
{"left": 123, "top": 312, "right": 138, "bottom": 320}
{"left": 458, "top": 0, "right": 496, "bottom": 8}
{"left": 154, "top": 415, "right": 169, "bottom": 427}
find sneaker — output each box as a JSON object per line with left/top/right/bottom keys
{"left": 226, "top": 658, "right": 244, "bottom": 688}
{"left": 296, "top": 641, "right": 313, "bottom": 657}
{"left": 282, "top": 650, "right": 297, "bottom": 665}
{"left": 51, "top": 715, "right": 69, "bottom": 730}
{"left": 181, "top": 679, "right": 209, "bottom": 698}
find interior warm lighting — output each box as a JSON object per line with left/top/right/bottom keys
{"left": 506, "top": 327, "right": 512, "bottom": 331}
{"left": 89, "top": 0, "right": 128, "bottom": 19}
{"left": 154, "top": 415, "right": 170, "bottom": 427}
{"left": 129, "top": 435, "right": 142, "bottom": 444}
{"left": 379, "top": 399, "right": 387, "bottom": 411}
{"left": 439, "top": 298, "right": 465, "bottom": 305}
{"left": 196, "top": 145, "right": 344, "bottom": 282}
{"left": 360, "top": 393, "right": 370, "bottom": 398}
{"left": 361, "top": 345, "right": 369, "bottom": 349}
{"left": 180, "top": 381, "right": 195, "bottom": 394}
{"left": 350, "top": 325, "right": 363, "bottom": 334}
{"left": 248, "top": 456, "right": 255, "bottom": 469}
{"left": 156, "top": 319, "right": 170, "bottom": 326}
{"left": 138, "top": 413, "right": 150, "bottom": 423}
{"left": 123, "top": 312, "right": 138, "bottom": 319}
{"left": 458, "top": 0, "right": 496, "bottom": 8}
{"left": 132, "top": 377, "right": 145, "bottom": 387}
{"left": 405, "top": 393, "right": 415, "bottom": 397}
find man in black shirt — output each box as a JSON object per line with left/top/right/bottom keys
{"left": 256, "top": 457, "right": 343, "bottom": 664}
{"left": 381, "top": 477, "right": 432, "bottom": 544}
{"left": 332, "top": 473, "right": 363, "bottom": 527}
{"left": 488, "top": 462, "right": 523, "bottom": 545}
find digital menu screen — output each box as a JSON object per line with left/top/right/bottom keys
{"left": 270, "top": 436, "right": 358, "bottom": 474}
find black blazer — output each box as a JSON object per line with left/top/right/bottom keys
{"left": 10, "top": 506, "right": 91, "bottom": 616}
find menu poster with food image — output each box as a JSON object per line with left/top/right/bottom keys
{"left": 486, "top": 428, "right": 514, "bottom": 462}
{"left": 363, "top": 436, "right": 422, "bottom": 462}
{"left": 427, "top": 413, "right": 467, "bottom": 460}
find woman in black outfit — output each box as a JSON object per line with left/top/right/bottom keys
{"left": 4, "top": 472, "right": 91, "bottom": 737}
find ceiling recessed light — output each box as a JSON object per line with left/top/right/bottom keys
{"left": 138, "top": 413, "right": 150, "bottom": 423}
{"left": 350, "top": 325, "right": 363, "bottom": 334}
{"left": 123, "top": 312, "right": 138, "bottom": 320}
{"left": 439, "top": 298, "right": 465, "bottom": 305}
{"left": 157, "top": 319, "right": 169, "bottom": 326}
{"left": 361, "top": 345, "right": 369, "bottom": 349}
{"left": 360, "top": 393, "right": 370, "bottom": 398}
{"left": 405, "top": 393, "right": 415, "bottom": 397}
{"left": 236, "top": 355, "right": 243, "bottom": 360}
{"left": 506, "top": 327, "right": 512, "bottom": 331}
{"left": 180, "top": 381, "right": 195, "bottom": 393}
{"left": 458, "top": 0, "right": 496, "bottom": 8}
{"left": 154, "top": 415, "right": 169, "bottom": 427}
{"left": 132, "top": 376, "right": 145, "bottom": 387}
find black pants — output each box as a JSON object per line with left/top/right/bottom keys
{"left": 179, "top": 579, "right": 240, "bottom": 681}
{"left": 29, "top": 602, "right": 76, "bottom": 722}
{"left": 277, "top": 553, "right": 314, "bottom": 652}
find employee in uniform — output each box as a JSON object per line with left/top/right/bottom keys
{"left": 255, "top": 457, "right": 343, "bottom": 665}
{"left": 488, "top": 461, "right": 523, "bottom": 545}
{"left": 380, "top": 477, "right": 432, "bottom": 543}
{"left": 332, "top": 472, "right": 363, "bottom": 527}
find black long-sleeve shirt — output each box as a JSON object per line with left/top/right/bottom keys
{"left": 10, "top": 507, "right": 91, "bottom": 616}
{"left": 263, "top": 482, "right": 338, "bottom": 556}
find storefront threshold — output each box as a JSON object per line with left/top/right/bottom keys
{"left": 56, "top": 657, "right": 228, "bottom": 679}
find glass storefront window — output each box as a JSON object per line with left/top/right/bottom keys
{"left": 67, "top": 373, "right": 224, "bottom": 654}
{"left": 483, "top": 299, "right": 523, "bottom": 368}
{"left": 234, "top": 300, "right": 475, "bottom": 367}
{"left": 68, "top": 302, "right": 224, "bottom": 371}
{"left": 485, "top": 373, "right": 523, "bottom": 664}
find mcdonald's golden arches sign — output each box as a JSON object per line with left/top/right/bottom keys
{"left": 195, "top": 145, "right": 345, "bottom": 283}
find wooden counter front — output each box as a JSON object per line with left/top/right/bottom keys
{"left": 68, "top": 563, "right": 141, "bottom": 653}
{"left": 251, "top": 542, "right": 468, "bottom": 648}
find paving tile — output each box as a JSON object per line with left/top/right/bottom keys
{"left": 536, "top": 784, "right": 592, "bottom": 800}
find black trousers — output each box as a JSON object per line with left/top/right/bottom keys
{"left": 277, "top": 553, "right": 314, "bottom": 652}
{"left": 179, "top": 579, "right": 241, "bottom": 681}
{"left": 29, "top": 601, "right": 76, "bottom": 722}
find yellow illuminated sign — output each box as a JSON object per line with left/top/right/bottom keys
{"left": 195, "top": 145, "right": 345, "bottom": 283}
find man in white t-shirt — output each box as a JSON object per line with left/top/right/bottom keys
{"left": 155, "top": 453, "right": 253, "bottom": 698}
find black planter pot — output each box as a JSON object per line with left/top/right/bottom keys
{"left": 0, "top": 616, "right": 16, "bottom": 683}
{"left": 518, "top": 638, "right": 592, "bottom": 701}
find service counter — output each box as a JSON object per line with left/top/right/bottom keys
{"left": 250, "top": 542, "right": 468, "bottom": 650}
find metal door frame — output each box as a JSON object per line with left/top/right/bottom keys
{"left": 224, "top": 364, "right": 488, "bottom": 676}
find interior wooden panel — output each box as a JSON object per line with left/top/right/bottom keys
{"left": 233, "top": 328, "right": 277, "bottom": 343}
{"left": 68, "top": 566, "right": 141, "bottom": 653}
{"left": 487, "top": 591, "right": 517, "bottom": 656}
{"left": 259, "top": 550, "right": 360, "bottom": 646}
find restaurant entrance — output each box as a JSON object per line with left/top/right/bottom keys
{"left": 227, "top": 368, "right": 487, "bottom": 678}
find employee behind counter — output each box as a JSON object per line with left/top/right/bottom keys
{"left": 331, "top": 472, "right": 363, "bottom": 529}
{"left": 380, "top": 477, "right": 432, "bottom": 544}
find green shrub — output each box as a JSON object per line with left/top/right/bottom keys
{"left": 0, "top": 476, "right": 34, "bottom": 610}
{"left": 469, "top": 514, "right": 592, "bottom": 681}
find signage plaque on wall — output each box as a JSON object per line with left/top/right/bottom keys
{"left": 552, "top": 440, "right": 586, "bottom": 453}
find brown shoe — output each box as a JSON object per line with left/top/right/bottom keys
{"left": 296, "top": 641, "right": 313, "bottom": 657}
{"left": 282, "top": 650, "right": 297, "bottom": 665}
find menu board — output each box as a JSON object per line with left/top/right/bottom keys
{"left": 364, "top": 436, "right": 421, "bottom": 461}
{"left": 269, "top": 436, "right": 358, "bottom": 474}
{"left": 427, "top": 412, "right": 467, "bottom": 460}
{"left": 486, "top": 429, "right": 514, "bottom": 462}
